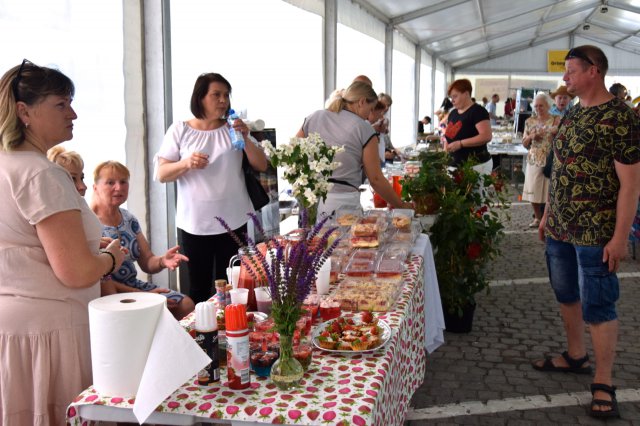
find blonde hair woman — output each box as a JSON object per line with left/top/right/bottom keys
{"left": 0, "top": 60, "right": 124, "bottom": 425}
{"left": 47, "top": 145, "right": 87, "bottom": 196}
{"left": 297, "top": 81, "right": 412, "bottom": 217}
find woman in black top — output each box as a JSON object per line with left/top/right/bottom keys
{"left": 442, "top": 79, "right": 493, "bottom": 174}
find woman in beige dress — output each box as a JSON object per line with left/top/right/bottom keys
{"left": 522, "top": 93, "right": 560, "bottom": 227}
{"left": 0, "top": 60, "right": 125, "bottom": 425}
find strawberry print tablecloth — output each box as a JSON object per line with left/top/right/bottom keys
{"left": 67, "top": 255, "right": 426, "bottom": 426}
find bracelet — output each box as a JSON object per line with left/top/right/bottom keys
{"left": 459, "top": 140, "right": 464, "bottom": 148}
{"left": 100, "top": 250, "right": 116, "bottom": 277}
{"left": 158, "top": 257, "right": 166, "bottom": 270}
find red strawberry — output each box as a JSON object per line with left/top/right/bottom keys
{"left": 360, "top": 311, "right": 374, "bottom": 324}
{"left": 353, "top": 414, "right": 367, "bottom": 425}
{"left": 288, "top": 409, "right": 302, "bottom": 420}
{"left": 198, "top": 402, "right": 212, "bottom": 412}
{"left": 226, "top": 405, "right": 240, "bottom": 415}
{"left": 185, "top": 402, "right": 197, "bottom": 410}
{"left": 167, "top": 401, "right": 180, "bottom": 410}
{"left": 272, "top": 414, "right": 286, "bottom": 424}
{"left": 307, "top": 410, "right": 320, "bottom": 421}
{"left": 244, "top": 406, "right": 257, "bottom": 416}
{"left": 259, "top": 406, "right": 273, "bottom": 417}
{"left": 323, "top": 410, "right": 337, "bottom": 421}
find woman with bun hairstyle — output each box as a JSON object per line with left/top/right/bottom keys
{"left": 296, "top": 81, "right": 413, "bottom": 217}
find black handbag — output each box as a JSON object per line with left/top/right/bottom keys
{"left": 242, "top": 151, "right": 269, "bottom": 211}
{"left": 543, "top": 149, "right": 553, "bottom": 178}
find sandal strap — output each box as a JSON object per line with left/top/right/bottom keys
{"left": 591, "top": 383, "right": 617, "bottom": 396}
{"left": 560, "top": 351, "right": 589, "bottom": 369}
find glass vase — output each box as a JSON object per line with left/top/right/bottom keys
{"left": 270, "top": 334, "right": 304, "bottom": 390}
{"left": 297, "top": 200, "right": 318, "bottom": 228}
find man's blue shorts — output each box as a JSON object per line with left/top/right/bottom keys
{"left": 545, "top": 237, "right": 619, "bottom": 324}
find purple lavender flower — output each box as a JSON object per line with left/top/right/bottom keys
{"left": 215, "top": 212, "right": 340, "bottom": 336}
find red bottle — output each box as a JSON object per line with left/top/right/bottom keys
{"left": 225, "top": 304, "right": 251, "bottom": 389}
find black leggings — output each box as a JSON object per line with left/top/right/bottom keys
{"left": 178, "top": 224, "right": 247, "bottom": 304}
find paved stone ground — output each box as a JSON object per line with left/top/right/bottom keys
{"left": 406, "top": 191, "right": 640, "bottom": 425}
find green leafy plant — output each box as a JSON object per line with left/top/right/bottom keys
{"left": 429, "top": 158, "right": 510, "bottom": 317}
{"left": 400, "top": 151, "right": 450, "bottom": 214}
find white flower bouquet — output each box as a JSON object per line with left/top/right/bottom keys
{"left": 261, "top": 133, "right": 342, "bottom": 222}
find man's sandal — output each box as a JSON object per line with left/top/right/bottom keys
{"left": 531, "top": 351, "right": 592, "bottom": 374}
{"left": 589, "top": 383, "right": 620, "bottom": 418}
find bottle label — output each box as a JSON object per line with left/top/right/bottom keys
{"left": 226, "top": 331, "right": 250, "bottom": 389}
{"left": 195, "top": 330, "right": 220, "bottom": 385}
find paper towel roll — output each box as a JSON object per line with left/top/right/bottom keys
{"left": 89, "top": 292, "right": 211, "bottom": 424}
{"left": 89, "top": 292, "right": 166, "bottom": 397}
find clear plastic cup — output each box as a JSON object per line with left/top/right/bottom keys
{"left": 254, "top": 287, "right": 272, "bottom": 315}
{"left": 229, "top": 288, "right": 249, "bottom": 305}
{"left": 315, "top": 258, "right": 331, "bottom": 295}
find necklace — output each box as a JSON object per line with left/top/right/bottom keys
{"left": 24, "top": 139, "right": 46, "bottom": 154}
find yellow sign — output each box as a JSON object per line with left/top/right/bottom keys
{"left": 548, "top": 50, "right": 569, "bottom": 72}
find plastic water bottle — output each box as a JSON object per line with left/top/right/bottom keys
{"left": 227, "top": 108, "right": 245, "bottom": 150}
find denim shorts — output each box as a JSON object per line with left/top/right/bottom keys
{"left": 545, "top": 237, "right": 619, "bottom": 323}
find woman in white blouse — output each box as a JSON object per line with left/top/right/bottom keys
{"left": 155, "top": 73, "right": 267, "bottom": 304}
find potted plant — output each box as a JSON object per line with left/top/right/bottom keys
{"left": 429, "top": 158, "right": 509, "bottom": 332}
{"left": 400, "top": 151, "right": 450, "bottom": 215}
{"left": 490, "top": 169, "right": 508, "bottom": 193}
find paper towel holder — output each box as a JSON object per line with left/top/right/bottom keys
{"left": 120, "top": 298, "right": 137, "bottom": 304}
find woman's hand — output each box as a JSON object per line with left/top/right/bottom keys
{"left": 444, "top": 140, "right": 463, "bottom": 153}
{"left": 230, "top": 118, "right": 251, "bottom": 139}
{"left": 99, "top": 237, "right": 113, "bottom": 249}
{"left": 104, "top": 239, "right": 126, "bottom": 271}
{"left": 161, "top": 245, "right": 189, "bottom": 271}
{"left": 185, "top": 152, "right": 209, "bottom": 170}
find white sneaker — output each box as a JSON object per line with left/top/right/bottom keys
{"left": 529, "top": 219, "right": 540, "bottom": 228}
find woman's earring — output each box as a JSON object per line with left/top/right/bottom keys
{"left": 25, "top": 122, "right": 29, "bottom": 128}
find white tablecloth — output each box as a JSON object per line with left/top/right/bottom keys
{"left": 411, "top": 233, "right": 445, "bottom": 353}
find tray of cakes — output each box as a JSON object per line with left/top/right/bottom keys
{"left": 331, "top": 278, "right": 403, "bottom": 312}
{"left": 312, "top": 311, "right": 391, "bottom": 353}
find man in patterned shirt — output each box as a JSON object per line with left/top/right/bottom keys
{"left": 532, "top": 45, "right": 640, "bottom": 418}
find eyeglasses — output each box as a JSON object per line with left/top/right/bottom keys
{"left": 12, "top": 59, "right": 32, "bottom": 101}
{"left": 565, "top": 49, "right": 599, "bottom": 72}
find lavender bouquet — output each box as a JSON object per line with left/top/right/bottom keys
{"left": 217, "top": 210, "right": 340, "bottom": 336}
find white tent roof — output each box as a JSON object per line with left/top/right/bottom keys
{"left": 354, "top": 0, "right": 640, "bottom": 71}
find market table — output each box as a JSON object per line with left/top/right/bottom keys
{"left": 67, "top": 252, "right": 429, "bottom": 426}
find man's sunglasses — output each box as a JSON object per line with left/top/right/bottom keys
{"left": 565, "top": 49, "right": 599, "bottom": 72}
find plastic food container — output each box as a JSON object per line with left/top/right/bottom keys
{"left": 344, "top": 257, "right": 375, "bottom": 279}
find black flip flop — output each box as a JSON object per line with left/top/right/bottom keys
{"left": 531, "top": 351, "right": 592, "bottom": 374}
{"left": 589, "top": 383, "right": 620, "bottom": 418}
